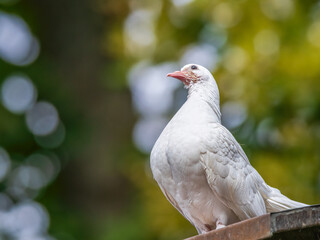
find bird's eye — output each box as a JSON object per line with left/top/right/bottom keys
{"left": 191, "top": 65, "right": 197, "bottom": 70}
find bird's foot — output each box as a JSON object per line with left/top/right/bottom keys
{"left": 216, "top": 220, "right": 226, "bottom": 229}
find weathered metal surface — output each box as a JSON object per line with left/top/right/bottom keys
{"left": 270, "top": 204, "right": 320, "bottom": 233}
{"left": 265, "top": 204, "right": 320, "bottom": 240}
{"left": 184, "top": 205, "right": 320, "bottom": 240}
{"left": 185, "top": 214, "right": 271, "bottom": 240}
{"left": 267, "top": 226, "right": 320, "bottom": 240}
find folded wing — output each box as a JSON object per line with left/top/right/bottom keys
{"left": 200, "top": 124, "right": 267, "bottom": 220}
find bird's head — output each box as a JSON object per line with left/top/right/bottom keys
{"left": 167, "top": 64, "right": 221, "bottom": 119}
{"left": 167, "top": 64, "right": 212, "bottom": 87}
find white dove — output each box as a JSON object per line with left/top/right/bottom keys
{"left": 150, "top": 64, "right": 307, "bottom": 234}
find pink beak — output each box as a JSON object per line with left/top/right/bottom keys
{"left": 167, "top": 71, "right": 188, "bottom": 82}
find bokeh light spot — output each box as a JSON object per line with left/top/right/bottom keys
{"left": 17, "top": 166, "right": 47, "bottom": 190}
{"left": 254, "top": 29, "right": 280, "bottom": 56}
{"left": 26, "top": 101, "right": 59, "bottom": 136}
{"left": 256, "top": 118, "right": 283, "bottom": 146}
{"left": 199, "top": 24, "right": 228, "bottom": 49}
{"left": 3, "top": 201, "right": 49, "bottom": 238}
{"left": 124, "top": 9, "right": 156, "bottom": 55}
{"left": 26, "top": 153, "right": 60, "bottom": 184}
{"left": 212, "top": 2, "right": 241, "bottom": 28}
{"left": 171, "top": 0, "right": 193, "bottom": 7}
{"left": 0, "top": 12, "right": 39, "bottom": 65}
{"left": 129, "top": 62, "right": 180, "bottom": 117}
{"left": 1, "top": 74, "right": 37, "bottom": 114}
{"left": 222, "top": 46, "right": 249, "bottom": 74}
{"left": 260, "top": 0, "right": 294, "bottom": 20}
{"left": 180, "top": 44, "right": 219, "bottom": 71}
{"left": 221, "top": 101, "right": 247, "bottom": 130}
{"left": 133, "top": 117, "right": 168, "bottom": 153}
{"left": 307, "top": 20, "right": 320, "bottom": 48}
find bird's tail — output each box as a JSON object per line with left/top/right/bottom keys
{"left": 264, "top": 186, "right": 308, "bottom": 213}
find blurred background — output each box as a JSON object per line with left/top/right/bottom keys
{"left": 0, "top": 0, "right": 319, "bottom": 239}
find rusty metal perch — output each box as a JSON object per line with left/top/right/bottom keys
{"left": 185, "top": 205, "right": 320, "bottom": 240}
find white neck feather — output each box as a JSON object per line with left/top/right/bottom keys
{"left": 187, "top": 79, "right": 221, "bottom": 122}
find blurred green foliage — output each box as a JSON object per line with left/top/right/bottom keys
{"left": 0, "top": 0, "right": 319, "bottom": 239}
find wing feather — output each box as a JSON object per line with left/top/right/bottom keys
{"left": 200, "top": 124, "right": 267, "bottom": 220}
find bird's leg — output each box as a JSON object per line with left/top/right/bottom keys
{"left": 216, "top": 220, "right": 226, "bottom": 229}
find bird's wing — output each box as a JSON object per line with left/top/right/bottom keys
{"left": 199, "top": 124, "right": 267, "bottom": 220}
